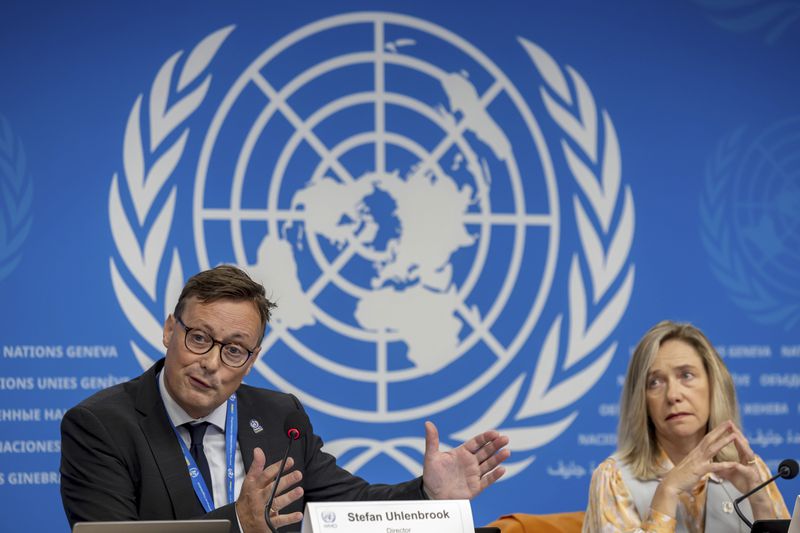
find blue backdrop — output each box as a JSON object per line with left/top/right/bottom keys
{"left": 1, "top": 1, "right": 799, "bottom": 531}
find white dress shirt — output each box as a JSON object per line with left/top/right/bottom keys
{"left": 158, "top": 371, "right": 247, "bottom": 510}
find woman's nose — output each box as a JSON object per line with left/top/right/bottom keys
{"left": 665, "top": 379, "right": 683, "bottom": 403}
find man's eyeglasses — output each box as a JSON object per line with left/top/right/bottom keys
{"left": 175, "top": 316, "right": 256, "bottom": 368}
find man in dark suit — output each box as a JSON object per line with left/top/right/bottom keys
{"left": 60, "top": 265, "right": 510, "bottom": 532}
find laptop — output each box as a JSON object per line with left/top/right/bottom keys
{"left": 790, "top": 495, "right": 800, "bottom": 533}
{"left": 751, "top": 520, "right": 790, "bottom": 533}
{"left": 750, "top": 495, "right": 800, "bottom": 533}
{"left": 72, "top": 520, "right": 230, "bottom": 533}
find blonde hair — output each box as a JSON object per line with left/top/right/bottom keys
{"left": 617, "top": 320, "right": 740, "bottom": 478}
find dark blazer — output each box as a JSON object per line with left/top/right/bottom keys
{"left": 60, "top": 359, "right": 424, "bottom": 532}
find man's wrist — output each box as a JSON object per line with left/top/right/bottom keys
{"left": 421, "top": 483, "right": 431, "bottom": 500}
{"left": 420, "top": 476, "right": 432, "bottom": 500}
{"left": 233, "top": 502, "right": 246, "bottom": 533}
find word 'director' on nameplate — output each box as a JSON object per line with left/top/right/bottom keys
{"left": 301, "top": 499, "right": 475, "bottom": 533}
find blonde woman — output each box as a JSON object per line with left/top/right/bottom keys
{"left": 583, "top": 321, "right": 788, "bottom": 532}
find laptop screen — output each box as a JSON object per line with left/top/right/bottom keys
{"left": 72, "top": 520, "right": 230, "bottom": 533}
{"left": 790, "top": 496, "right": 800, "bottom": 533}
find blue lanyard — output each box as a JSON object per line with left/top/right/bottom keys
{"left": 167, "top": 394, "right": 238, "bottom": 512}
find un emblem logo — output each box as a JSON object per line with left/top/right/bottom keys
{"left": 109, "top": 12, "right": 635, "bottom": 477}
{"left": 701, "top": 117, "right": 800, "bottom": 330}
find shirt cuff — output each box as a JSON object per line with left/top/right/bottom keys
{"left": 642, "top": 508, "right": 676, "bottom": 533}
{"left": 234, "top": 503, "right": 245, "bottom": 533}
{"left": 420, "top": 478, "right": 430, "bottom": 500}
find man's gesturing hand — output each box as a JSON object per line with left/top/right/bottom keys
{"left": 235, "top": 448, "right": 304, "bottom": 533}
{"left": 421, "top": 421, "right": 510, "bottom": 500}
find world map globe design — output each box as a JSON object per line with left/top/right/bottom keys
{"left": 194, "top": 12, "right": 559, "bottom": 422}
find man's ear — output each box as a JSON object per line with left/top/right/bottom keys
{"left": 163, "top": 315, "right": 175, "bottom": 349}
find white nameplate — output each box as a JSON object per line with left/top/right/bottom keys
{"left": 301, "top": 499, "right": 475, "bottom": 533}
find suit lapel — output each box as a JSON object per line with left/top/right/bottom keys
{"left": 136, "top": 360, "right": 205, "bottom": 519}
{"left": 236, "top": 386, "right": 288, "bottom": 472}
{"left": 133, "top": 366, "right": 290, "bottom": 516}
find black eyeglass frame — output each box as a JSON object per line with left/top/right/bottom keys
{"left": 175, "top": 316, "right": 257, "bottom": 368}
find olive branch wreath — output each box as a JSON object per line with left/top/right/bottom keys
{"left": 109, "top": 28, "right": 634, "bottom": 480}
{"left": 0, "top": 115, "right": 34, "bottom": 281}
{"left": 693, "top": 0, "right": 800, "bottom": 45}
{"left": 109, "top": 26, "right": 234, "bottom": 368}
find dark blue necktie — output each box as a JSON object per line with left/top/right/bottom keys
{"left": 185, "top": 422, "right": 214, "bottom": 503}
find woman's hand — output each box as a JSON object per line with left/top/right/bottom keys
{"left": 713, "top": 424, "right": 763, "bottom": 492}
{"left": 712, "top": 424, "right": 778, "bottom": 520}
{"left": 651, "top": 421, "right": 740, "bottom": 518}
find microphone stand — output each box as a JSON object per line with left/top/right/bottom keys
{"left": 265, "top": 436, "right": 297, "bottom": 533}
{"left": 733, "top": 460, "right": 796, "bottom": 533}
{"left": 734, "top": 475, "right": 779, "bottom": 528}
{"left": 264, "top": 414, "right": 304, "bottom": 533}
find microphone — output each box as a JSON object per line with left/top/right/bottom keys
{"left": 265, "top": 411, "right": 306, "bottom": 533}
{"left": 733, "top": 458, "right": 798, "bottom": 529}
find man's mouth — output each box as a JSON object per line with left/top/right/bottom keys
{"left": 189, "top": 375, "right": 213, "bottom": 390}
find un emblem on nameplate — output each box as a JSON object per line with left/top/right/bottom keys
{"left": 109, "top": 12, "right": 635, "bottom": 478}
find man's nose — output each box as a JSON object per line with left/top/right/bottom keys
{"left": 200, "top": 343, "right": 223, "bottom": 371}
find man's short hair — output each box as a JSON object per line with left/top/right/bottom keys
{"left": 173, "top": 265, "right": 276, "bottom": 339}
